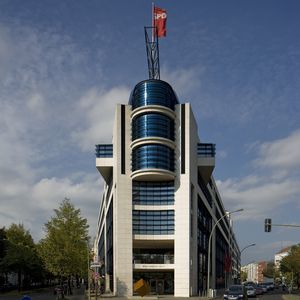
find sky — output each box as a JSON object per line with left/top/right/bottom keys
{"left": 0, "top": 0, "right": 299, "bottom": 265}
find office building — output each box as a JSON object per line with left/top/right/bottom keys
{"left": 94, "top": 79, "right": 240, "bottom": 297}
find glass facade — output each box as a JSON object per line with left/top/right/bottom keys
{"left": 197, "top": 196, "right": 211, "bottom": 296}
{"left": 133, "top": 210, "right": 174, "bottom": 235}
{"left": 133, "top": 248, "right": 174, "bottom": 264}
{"left": 132, "top": 181, "right": 174, "bottom": 205}
{"left": 132, "top": 113, "right": 174, "bottom": 141}
{"left": 216, "top": 228, "right": 226, "bottom": 289}
{"left": 106, "top": 202, "right": 114, "bottom": 292}
{"left": 132, "top": 144, "right": 174, "bottom": 172}
{"left": 129, "top": 80, "right": 178, "bottom": 110}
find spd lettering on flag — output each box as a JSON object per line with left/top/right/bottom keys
{"left": 153, "top": 6, "right": 167, "bottom": 37}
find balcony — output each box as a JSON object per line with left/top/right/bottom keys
{"left": 95, "top": 144, "right": 113, "bottom": 184}
{"left": 95, "top": 144, "right": 113, "bottom": 157}
{"left": 197, "top": 143, "right": 215, "bottom": 183}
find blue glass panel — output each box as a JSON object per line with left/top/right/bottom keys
{"left": 95, "top": 144, "right": 113, "bottom": 157}
{"left": 131, "top": 181, "right": 174, "bottom": 206}
{"left": 129, "top": 80, "right": 179, "bottom": 110}
{"left": 132, "top": 113, "right": 174, "bottom": 141}
{"left": 132, "top": 144, "right": 175, "bottom": 172}
{"left": 132, "top": 210, "right": 174, "bottom": 235}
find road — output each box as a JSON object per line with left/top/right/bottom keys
{"left": 215, "top": 289, "right": 294, "bottom": 300}
{"left": 237, "top": 290, "right": 298, "bottom": 300}
{"left": 1, "top": 288, "right": 298, "bottom": 300}
{"left": 0, "top": 286, "right": 86, "bottom": 300}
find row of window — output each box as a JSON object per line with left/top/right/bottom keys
{"left": 132, "top": 181, "right": 174, "bottom": 205}
{"left": 132, "top": 113, "right": 174, "bottom": 141}
{"left": 133, "top": 210, "right": 174, "bottom": 235}
{"left": 132, "top": 144, "right": 175, "bottom": 172}
{"left": 129, "top": 80, "right": 178, "bottom": 110}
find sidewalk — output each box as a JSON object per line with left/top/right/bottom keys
{"left": 88, "top": 294, "right": 223, "bottom": 300}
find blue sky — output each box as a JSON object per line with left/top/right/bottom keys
{"left": 0, "top": 0, "right": 300, "bottom": 265}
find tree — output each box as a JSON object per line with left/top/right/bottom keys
{"left": 1, "top": 223, "right": 41, "bottom": 291}
{"left": 0, "top": 227, "right": 8, "bottom": 285}
{"left": 38, "top": 198, "right": 89, "bottom": 295}
{"left": 280, "top": 244, "right": 300, "bottom": 288}
{"left": 240, "top": 270, "right": 247, "bottom": 282}
{"left": 262, "top": 261, "right": 275, "bottom": 279}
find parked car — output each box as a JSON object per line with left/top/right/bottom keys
{"left": 264, "top": 282, "right": 274, "bottom": 290}
{"left": 224, "top": 285, "right": 248, "bottom": 300}
{"left": 254, "top": 285, "right": 264, "bottom": 295}
{"left": 0, "top": 283, "right": 16, "bottom": 292}
{"left": 257, "top": 284, "right": 267, "bottom": 293}
{"left": 245, "top": 286, "right": 256, "bottom": 298}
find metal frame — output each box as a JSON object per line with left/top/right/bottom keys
{"left": 144, "top": 26, "right": 160, "bottom": 80}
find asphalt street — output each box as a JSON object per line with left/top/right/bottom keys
{"left": 0, "top": 288, "right": 298, "bottom": 300}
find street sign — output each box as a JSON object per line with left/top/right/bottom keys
{"left": 90, "top": 262, "right": 102, "bottom": 268}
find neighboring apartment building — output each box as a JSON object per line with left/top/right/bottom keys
{"left": 94, "top": 79, "right": 240, "bottom": 297}
{"left": 242, "top": 261, "right": 266, "bottom": 284}
{"left": 242, "top": 262, "right": 258, "bottom": 283}
{"left": 274, "top": 246, "right": 292, "bottom": 269}
{"left": 257, "top": 261, "right": 267, "bottom": 283}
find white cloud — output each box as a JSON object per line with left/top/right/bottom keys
{"left": 217, "top": 177, "right": 300, "bottom": 220}
{"left": 27, "top": 92, "right": 46, "bottom": 117}
{"left": 161, "top": 66, "right": 203, "bottom": 100}
{"left": 72, "top": 86, "right": 130, "bottom": 151}
{"left": 0, "top": 22, "right": 105, "bottom": 241}
{"left": 216, "top": 129, "right": 300, "bottom": 220}
{"left": 217, "top": 150, "right": 228, "bottom": 159}
{"left": 254, "top": 129, "right": 300, "bottom": 171}
{"left": 0, "top": 172, "right": 102, "bottom": 242}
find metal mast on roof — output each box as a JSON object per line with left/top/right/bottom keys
{"left": 144, "top": 3, "right": 160, "bottom": 80}
{"left": 144, "top": 27, "right": 160, "bottom": 80}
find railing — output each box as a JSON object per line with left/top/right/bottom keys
{"left": 133, "top": 254, "right": 174, "bottom": 264}
{"left": 197, "top": 143, "right": 216, "bottom": 157}
{"left": 95, "top": 144, "right": 113, "bottom": 158}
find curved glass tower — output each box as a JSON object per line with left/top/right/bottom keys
{"left": 95, "top": 79, "right": 240, "bottom": 297}
{"left": 130, "top": 80, "right": 177, "bottom": 181}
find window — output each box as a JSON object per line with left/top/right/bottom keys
{"left": 133, "top": 210, "right": 174, "bottom": 235}
{"left": 132, "top": 181, "right": 174, "bottom": 205}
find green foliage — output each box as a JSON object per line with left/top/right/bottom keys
{"left": 38, "top": 198, "right": 90, "bottom": 279}
{"left": 263, "top": 261, "right": 275, "bottom": 278}
{"left": 240, "top": 270, "right": 247, "bottom": 282}
{"left": 0, "top": 227, "right": 8, "bottom": 284}
{"left": 280, "top": 244, "right": 300, "bottom": 288}
{"left": 1, "top": 223, "right": 43, "bottom": 289}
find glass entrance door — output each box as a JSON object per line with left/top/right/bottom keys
{"left": 150, "top": 279, "right": 164, "bottom": 294}
{"left": 157, "top": 280, "right": 164, "bottom": 294}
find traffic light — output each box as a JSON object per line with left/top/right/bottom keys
{"left": 265, "top": 218, "right": 272, "bottom": 232}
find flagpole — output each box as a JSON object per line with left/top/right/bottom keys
{"left": 152, "top": 2, "right": 154, "bottom": 43}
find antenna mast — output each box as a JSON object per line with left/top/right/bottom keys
{"left": 144, "top": 26, "right": 160, "bottom": 80}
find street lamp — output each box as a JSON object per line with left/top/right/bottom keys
{"left": 86, "top": 240, "right": 91, "bottom": 300}
{"left": 207, "top": 208, "right": 243, "bottom": 298}
{"left": 240, "top": 243, "right": 256, "bottom": 254}
{"left": 239, "top": 243, "right": 256, "bottom": 283}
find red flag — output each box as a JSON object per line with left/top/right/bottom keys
{"left": 224, "top": 252, "right": 232, "bottom": 272}
{"left": 153, "top": 6, "right": 167, "bottom": 37}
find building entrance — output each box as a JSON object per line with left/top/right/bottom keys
{"left": 133, "top": 271, "right": 174, "bottom": 295}
{"left": 150, "top": 279, "right": 164, "bottom": 294}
